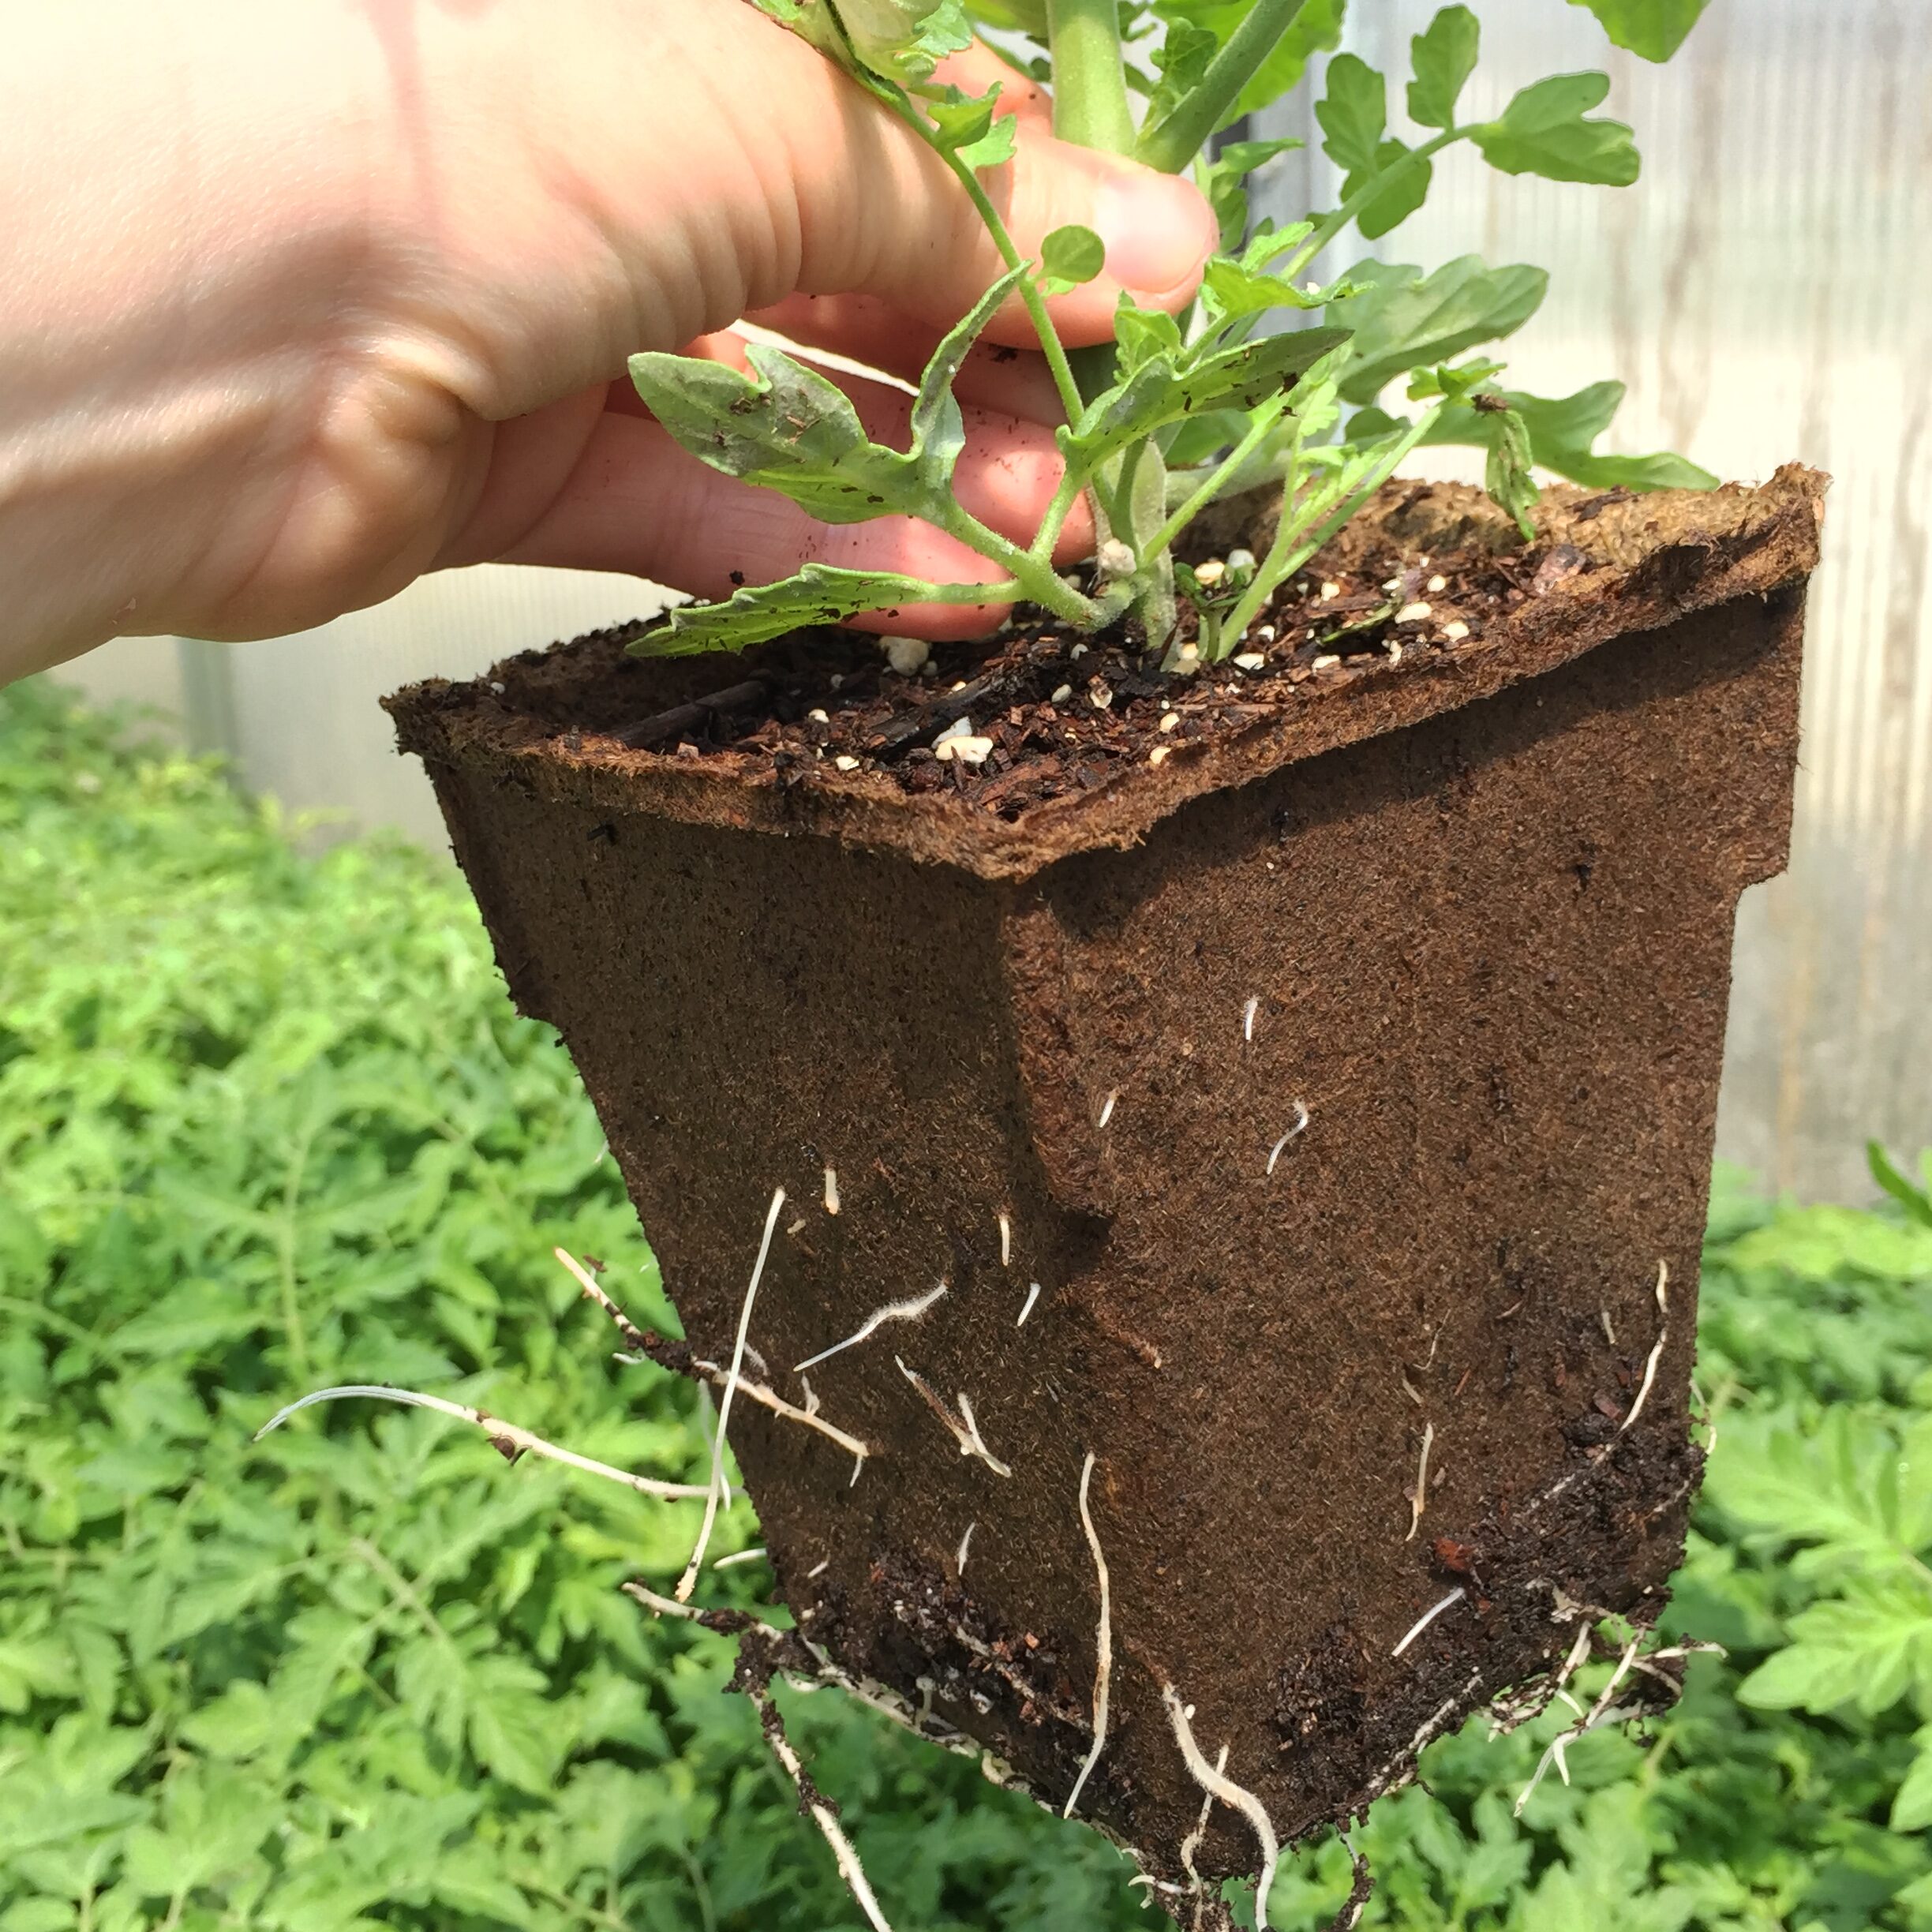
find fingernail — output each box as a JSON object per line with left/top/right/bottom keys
{"left": 1093, "top": 168, "right": 1215, "bottom": 301}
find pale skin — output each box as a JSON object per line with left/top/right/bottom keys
{"left": 0, "top": 0, "right": 1217, "bottom": 684}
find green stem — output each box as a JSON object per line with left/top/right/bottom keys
{"left": 1144, "top": 394, "right": 1291, "bottom": 561}
{"left": 1220, "top": 407, "right": 1443, "bottom": 649}
{"left": 1030, "top": 461, "right": 1091, "bottom": 564}
{"left": 1136, "top": 0, "right": 1311, "bottom": 174}
{"left": 1282, "top": 128, "right": 1468, "bottom": 284}
{"left": 871, "top": 84, "right": 1088, "bottom": 421}
{"left": 943, "top": 146, "right": 1088, "bottom": 422}
{"left": 938, "top": 504, "right": 1099, "bottom": 626}
{"left": 1046, "top": 0, "right": 1136, "bottom": 155}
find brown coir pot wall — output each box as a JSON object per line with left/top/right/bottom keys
{"left": 388, "top": 471, "right": 1822, "bottom": 1886}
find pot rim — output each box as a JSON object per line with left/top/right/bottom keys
{"left": 388, "top": 466, "right": 1825, "bottom": 884}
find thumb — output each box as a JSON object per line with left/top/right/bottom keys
{"left": 721, "top": 13, "right": 1217, "bottom": 346}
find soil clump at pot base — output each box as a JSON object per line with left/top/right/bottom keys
{"left": 388, "top": 469, "right": 1825, "bottom": 1904}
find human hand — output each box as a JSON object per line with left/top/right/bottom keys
{"left": 0, "top": 1, "right": 1215, "bottom": 680}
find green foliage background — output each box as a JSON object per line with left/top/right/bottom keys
{"left": 3, "top": 680, "right": 1931, "bottom": 1931}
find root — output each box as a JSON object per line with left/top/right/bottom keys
{"left": 1063, "top": 1451, "right": 1113, "bottom": 1821}
{"left": 739, "top": 1646, "right": 896, "bottom": 1932}
{"left": 253, "top": 1385, "right": 712, "bottom": 1501}
{"left": 554, "top": 1247, "right": 650, "bottom": 1353}
{"left": 956, "top": 1521, "right": 976, "bottom": 1574}
{"left": 1017, "top": 1282, "right": 1042, "bottom": 1327}
{"left": 794, "top": 1282, "right": 947, "bottom": 1373}
{"left": 1099, "top": 1088, "right": 1118, "bottom": 1129}
{"left": 897, "top": 1357, "right": 1013, "bottom": 1477}
{"left": 1324, "top": 1836, "right": 1375, "bottom": 1932}
{"left": 1157, "top": 1679, "right": 1279, "bottom": 1930}
{"left": 1178, "top": 1743, "right": 1227, "bottom": 1885}
{"left": 1243, "top": 996, "right": 1260, "bottom": 1043}
{"left": 1620, "top": 1332, "right": 1666, "bottom": 1435}
{"left": 1267, "top": 1103, "right": 1311, "bottom": 1175}
{"left": 677, "top": 1186, "right": 786, "bottom": 1601}
{"left": 999, "top": 1211, "right": 1012, "bottom": 1267}
{"left": 1405, "top": 1421, "right": 1435, "bottom": 1541}
{"left": 824, "top": 1166, "right": 841, "bottom": 1215}
{"left": 1390, "top": 1586, "right": 1465, "bottom": 1659}
{"left": 688, "top": 1356, "right": 870, "bottom": 1483}
{"left": 713, "top": 1546, "right": 767, "bottom": 1571}
{"left": 956, "top": 1391, "right": 1013, "bottom": 1478}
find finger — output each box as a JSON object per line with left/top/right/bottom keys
{"left": 745, "top": 293, "right": 1069, "bottom": 425}
{"left": 672, "top": 4, "right": 1215, "bottom": 347}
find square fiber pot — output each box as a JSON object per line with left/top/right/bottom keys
{"left": 388, "top": 469, "right": 1823, "bottom": 1889}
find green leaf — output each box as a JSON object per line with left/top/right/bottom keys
{"left": 1350, "top": 138, "right": 1436, "bottom": 242}
{"left": 1039, "top": 223, "right": 1106, "bottom": 294}
{"left": 1200, "top": 256, "right": 1326, "bottom": 325}
{"left": 1483, "top": 402, "right": 1541, "bottom": 538}
{"left": 1412, "top": 380, "right": 1717, "bottom": 492}
{"left": 1473, "top": 73, "right": 1641, "bottom": 186}
{"left": 1567, "top": 0, "right": 1711, "bottom": 62}
{"left": 631, "top": 265, "right": 1023, "bottom": 529}
{"left": 1735, "top": 1582, "right": 1932, "bottom": 1717}
{"left": 632, "top": 566, "right": 983, "bottom": 657}
{"left": 1894, "top": 1735, "right": 1932, "bottom": 1833}
{"left": 1408, "top": 6, "right": 1480, "bottom": 129}
{"left": 1316, "top": 52, "right": 1386, "bottom": 175}
{"left": 1230, "top": 0, "right": 1349, "bottom": 116}
{"left": 1870, "top": 1140, "right": 1932, "bottom": 1227}
{"left": 1327, "top": 256, "right": 1548, "bottom": 403}
{"left": 1200, "top": 138, "right": 1302, "bottom": 249}
{"left": 927, "top": 83, "right": 1018, "bottom": 170}
{"left": 1061, "top": 327, "right": 1351, "bottom": 467}
{"left": 467, "top": 1658, "right": 564, "bottom": 1794}
{"left": 628, "top": 347, "right": 917, "bottom": 524}
{"left": 1144, "top": 17, "right": 1219, "bottom": 135}
{"left": 769, "top": 0, "right": 975, "bottom": 84}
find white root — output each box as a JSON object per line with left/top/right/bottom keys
{"left": 1515, "top": 1699, "right": 1646, "bottom": 1817}
{"left": 999, "top": 1212, "right": 1012, "bottom": 1267}
{"left": 1243, "top": 996, "right": 1260, "bottom": 1043}
{"left": 1158, "top": 1681, "right": 1279, "bottom": 1928}
{"left": 896, "top": 1358, "right": 1014, "bottom": 1477}
{"left": 956, "top": 1521, "right": 976, "bottom": 1574}
{"left": 713, "top": 1546, "right": 767, "bottom": 1570}
{"left": 1655, "top": 1259, "right": 1669, "bottom": 1312}
{"left": 1017, "top": 1282, "right": 1043, "bottom": 1327}
{"left": 824, "top": 1166, "right": 841, "bottom": 1215}
{"left": 554, "top": 1247, "right": 650, "bottom": 1349}
{"left": 794, "top": 1282, "right": 948, "bottom": 1373}
{"left": 1098, "top": 1088, "right": 1118, "bottom": 1129}
{"left": 1063, "top": 1451, "right": 1113, "bottom": 1821}
{"left": 1620, "top": 1332, "right": 1666, "bottom": 1436}
{"left": 1515, "top": 1633, "right": 1653, "bottom": 1817}
{"left": 1267, "top": 1103, "right": 1311, "bottom": 1175}
{"left": 808, "top": 1559, "right": 831, "bottom": 1579}
{"left": 1391, "top": 1587, "right": 1466, "bottom": 1658}
{"left": 956, "top": 1389, "right": 1014, "bottom": 1479}
{"left": 1178, "top": 1744, "right": 1229, "bottom": 1886}
{"left": 253, "top": 1385, "right": 712, "bottom": 1501}
{"left": 688, "top": 1357, "right": 870, "bottom": 1482}
{"left": 1600, "top": 1308, "right": 1617, "bottom": 1347}
{"left": 1405, "top": 1421, "right": 1435, "bottom": 1541}
{"left": 744, "top": 1676, "right": 897, "bottom": 1932}
{"left": 560, "top": 1245, "right": 870, "bottom": 1482}
{"left": 677, "top": 1186, "right": 786, "bottom": 1601}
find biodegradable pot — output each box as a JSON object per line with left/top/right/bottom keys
{"left": 388, "top": 470, "right": 1822, "bottom": 1891}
